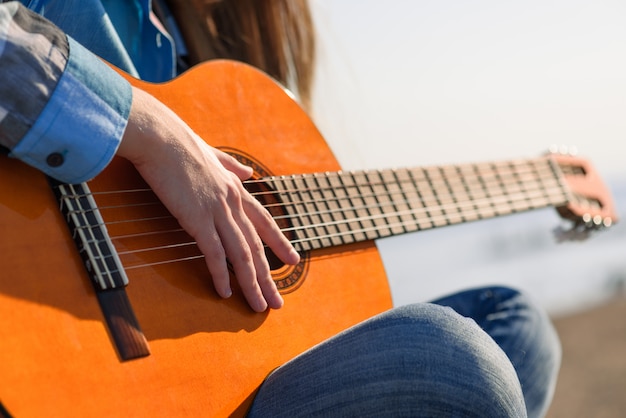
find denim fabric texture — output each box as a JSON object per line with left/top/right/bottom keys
{"left": 249, "top": 287, "right": 559, "bottom": 417}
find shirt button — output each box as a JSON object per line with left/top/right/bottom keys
{"left": 46, "top": 152, "right": 64, "bottom": 167}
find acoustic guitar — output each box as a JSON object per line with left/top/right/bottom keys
{"left": 0, "top": 60, "right": 617, "bottom": 417}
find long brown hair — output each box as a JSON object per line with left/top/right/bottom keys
{"left": 165, "top": 0, "right": 316, "bottom": 110}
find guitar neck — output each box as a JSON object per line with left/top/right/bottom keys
{"left": 255, "top": 156, "right": 571, "bottom": 252}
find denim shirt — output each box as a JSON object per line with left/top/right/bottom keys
{"left": 0, "top": 0, "right": 176, "bottom": 183}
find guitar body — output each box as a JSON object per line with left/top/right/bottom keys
{"left": 0, "top": 61, "right": 393, "bottom": 416}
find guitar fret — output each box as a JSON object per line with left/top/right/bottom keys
{"left": 457, "top": 164, "right": 483, "bottom": 222}
{"left": 303, "top": 174, "right": 321, "bottom": 250}
{"left": 451, "top": 167, "right": 474, "bottom": 222}
{"left": 407, "top": 168, "right": 436, "bottom": 230}
{"left": 326, "top": 172, "right": 350, "bottom": 246}
{"left": 345, "top": 171, "right": 371, "bottom": 243}
{"left": 311, "top": 173, "right": 335, "bottom": 248}
{"left": 423, "top": 166, "right": 450, "bottom": 227}
{"left": 365, "top": 170, "right": 391, "bottom": 238}
{"left": 336, "top": 172, "right": 358, "bottom": 245}
{"left": 472, "top": 163, "right": 498, "bottom": 218}
{"left": 462, "top": 164, "right": 491, "bottom": 207}
{"left": 391, "top": 169, "right": 421, "bottom": 232}
{"left": 361, "top": 171, "right": 384, "bottom": 241}
{"left": 292, "top": 174, "right": 316, "bottom": 251}
{"left": 507, "top": 160, "right": 526, "bottom": 212}
{"left": 364, "top": 172, "right": 381, "bottom": 234}
{"left": 286, "top": 174, "right": 307, "bottom": 249}
{"left": 261, "top": 155, "right": 575, "bottom": 252}
{"left": 348, "top": 172, "right": 367, "bottom": 240}
{"left": 480, "top": 162, "right": 520, "bottom": 215}
{"left": 380, "top": 170, "right": 408, "bottom": 235}
{"left": 492, "top": 162, "right": 510, "bottom": 215}
{"left": 300, "top": 173, "right": 324, "bottom": 251}
{"left": 522, "top": 160, "right": 548, "bottom": 210}
{"left": 478, "top": 163, "right": 503, "bottom": 217}
{"left": 270, "top": 176, "right": 299, "bottom": 251}
{"left": 439, "top": 165, "right": 465, "bottom": 225}
{"left": 500, "top": 161, "right": 523, "bottom": 214}
{"left": 312, "top": 173, "right": 336, "bottom": 249}
{"left": 534, "top": 159, "right": 567, "bottom": 205}
{"left": 521, "top": 160, "right": 547, "bottom": 210}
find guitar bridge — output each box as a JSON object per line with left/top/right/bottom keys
{"left": 49, "top": 178, "right": 150, "bottom": 361}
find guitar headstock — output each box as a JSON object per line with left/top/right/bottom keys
{"left": 548, "top": 146, "right": 618, "bottom": 239}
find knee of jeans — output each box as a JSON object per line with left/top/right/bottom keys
{"left": 374, "top": 303, "right": 521, "bottom": 374}
{"left": 371, "top": 304, "right": 527, "bottom": 416}
{"left": 479, "top": 285, "right": 522, "bottom": 301}
{"left": 469, "top": 287, "right": 561, "bottom": 418}
{"left": 379, "top": 302, "right": 478, "bottom": 338}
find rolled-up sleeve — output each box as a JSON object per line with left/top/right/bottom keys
{"left": 0, "top": 2, "right": 131, "bottom": 183}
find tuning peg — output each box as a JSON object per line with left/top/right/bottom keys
{"left": 581, "top": 213, "right": 613, "bottom": 229}
{"left": 553, "top": 212, "right": 612, "bottom": 242}
{"left": 548, "top": 144, "right": 579, "bottom": 156}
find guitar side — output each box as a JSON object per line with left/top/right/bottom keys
{"left": 0, "top": 61, "right": 393, "bottom": 416}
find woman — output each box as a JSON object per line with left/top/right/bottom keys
{"left": 0, "top": 1, "right": 560, "bottom": 416}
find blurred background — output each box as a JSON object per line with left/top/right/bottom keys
{"left": 308, "top": 1, "right": 626, "bottom": 416}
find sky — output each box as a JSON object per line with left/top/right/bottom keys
{"left": 307, "top": 0, "right": 626, "bottom": 314}
{"left": 310, "top": 0, "right": 626, "bottom": 178}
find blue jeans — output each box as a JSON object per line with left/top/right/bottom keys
{"left": 248, "top": 287, "right": 561, "bottom": 418}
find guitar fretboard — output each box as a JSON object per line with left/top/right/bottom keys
{"left": 256, "top": 156, "right": 570, "bottom": 252}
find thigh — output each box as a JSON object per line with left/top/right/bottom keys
{"left": 432, "top": 286, "right": 561, "bottom": 418}
{"left": 248, "top": 303, "right": 527, "bottom": 418}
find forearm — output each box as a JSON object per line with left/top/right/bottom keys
{"left": 0, "top": 2, "right": 131, "bottom": 183}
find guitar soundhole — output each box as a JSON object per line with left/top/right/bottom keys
{"left": 222, "top": 148, "right": 309, "bottom": 293}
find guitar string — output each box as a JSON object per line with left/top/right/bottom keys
{"left": 61, "top": 164, "right": 564, "bottom": 242}
{"left": 71, "top": 174, "right": 559, "bottom": 230}
{"left": 244, "top": 158, "right": 557, "bottom": 204}
{"left": 54, "top": 162, "right": 566, "bottom": 269}
{"left": 265, "top": 163, "right": 561, "bottom": 223}
{"left": 119, "top": 189, "right": 562, "bottom": 255}
{"left": 117, "top": 188, "right": 565, "bottom": 270}
{"left": 59, "top": 183, "right": 118, "bottom": 286}
{"left": 107, "top": 184, "right": 566, "bottom": 269}
{"left": 280, "top": 189, "right": 564, "bottom": 237}
{"left": 110, "top": 182, "right": 563, "bottom": 254}
{"left": 80, "top": 157, "right": 555, "bottom": 205}
{"left": 75, "top": 156, "right": 555, "bottom": 204}
{"left": 64, "top": 166, "right": 563, "bottom": 240}
{"left": 95, "top": 181, "right": 564, "bottom": 262}
{"left": 65, "top": 158, "right": 560, "bottom": 224}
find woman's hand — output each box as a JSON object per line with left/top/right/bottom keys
{"left": 117, "top": 87, "right": 300, "bottom": 312}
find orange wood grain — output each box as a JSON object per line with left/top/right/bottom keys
{"left": 0, "top": 61, "right": 393, "bottom": 417}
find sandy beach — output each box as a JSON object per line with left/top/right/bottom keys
{"left": 546, "top": 295, "right": 626, "bottom": 418}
